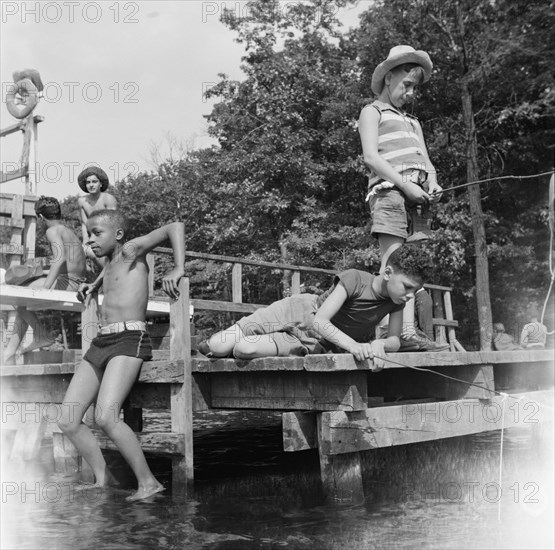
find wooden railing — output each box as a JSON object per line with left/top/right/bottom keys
{"left": 147, "top": 247, "right": 336, "bottom": 313}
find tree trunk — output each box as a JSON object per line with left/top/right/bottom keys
{"left": 461, "top": 81, "right": 493, "bottom": 350}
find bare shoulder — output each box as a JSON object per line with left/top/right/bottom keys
{"left": 45, "top": 224, "right": 64, "bottom": 240}
{"left": 103, "top": 192, "right": 117, "bottom": 208}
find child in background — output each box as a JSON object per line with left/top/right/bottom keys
{"left": 492, "top": 322, "right": 522, "bottom": 351}
{"left": 77, "top": 166, "right": 117, "bottom": 244}
{"left": 77, "top": 166, "right": 117, "bottom": 273}
{"left": 2, "top": 196, "right": 87, "bottom": 364}
{"left": 520, "top": 305, "right": 548, "bottom": 349}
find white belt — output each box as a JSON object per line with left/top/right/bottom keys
{"left": 98, "top": 320, "right": 147, "bottom": 335}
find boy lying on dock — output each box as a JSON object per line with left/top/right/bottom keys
{"left": 57, "top": 209, "right": 185, "bottom": 501}
{"left": 2, "top": 196, "right": 87, "bottom": 364}
{"left": 198, "top": 246, "right": 424, "bottom": 371}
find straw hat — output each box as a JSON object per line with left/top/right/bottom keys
{"left": 78, "top": 166, "right": 109, "bottom": 193}
{"left": 371, "top": 45, "right": 433, "bottom": 95}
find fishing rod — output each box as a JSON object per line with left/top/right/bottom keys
{"left": 436, "top": 170, "right": 554, "bottom": 194}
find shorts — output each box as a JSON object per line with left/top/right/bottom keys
{"left": 369, "top": 187, "right": 408, "bottom": 239}
{"left": 83, "top": 330, "right": 152, "bottom": 369}
{"left": 23, "top": 273, "right": 86, "bottom": 291}
{"left": 237, "top": 294, "right": 325, "bottom": 356}
{"left": 369, "top": 189, "right": 431, "bottom": 240}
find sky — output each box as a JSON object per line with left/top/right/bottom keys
{"left": 1, "top": 0, "right": 369, "bottom": 200}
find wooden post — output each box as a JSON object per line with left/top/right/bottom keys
{"left": 231, "top": 262, "right": 242, "bottom": 303}
{"left": 81, "top": 294, "right": 98, "bottom": 427}
{"left": 291, "top": 271, "right": 301, "bottom": 295}
{"left": 317, "top": 413, "right": 365, "bottom": 504}
{"left": 169, "top": 277, "right": 194, "bottom": 492}
{"left": 9, "top": 194, "right": 24, "bottom": 268}
{"left": 432, "top": 289, "right": 448, "bottom": 347}
{"left": 21, "top": 116, "right": 33, "bottom": 196}
{"left": 443, "top": 290, "right": 465, "bottom": 351}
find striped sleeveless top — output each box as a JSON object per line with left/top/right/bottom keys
{"left": 365, "top": 100, "right": 428, "bottom": 190}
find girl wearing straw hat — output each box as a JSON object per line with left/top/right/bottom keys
{"left": 358, "top": 45, "right": 443, "bottom": 348}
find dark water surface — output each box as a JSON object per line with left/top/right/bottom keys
{"left": 1, "top": 409, "right": 553, "bottom": 550}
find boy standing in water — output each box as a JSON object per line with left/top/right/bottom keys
{"left": 358, "top": 45, "right": 443, "bottom": 347}
{"left": 57, "top": 210, "right": 185, "bottom": 501}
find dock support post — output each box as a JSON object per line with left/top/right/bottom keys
{"left": 317, "top": 413, "right": 364, "bottom": 504}
{"left": 81, "top": 294, "right": 98, "bottom": 429}
{"left": 170, "top": 278, "right": 194, "bottom": 494}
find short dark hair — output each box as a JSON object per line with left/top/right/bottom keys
{"left": 386, "top": 246, "right": 428, "bottom": 283}
{"left": 88, "top": 209, "right": 129, "bottom": 238}
{"left": 35, "top": 196, "right": 61, "bottom": 220}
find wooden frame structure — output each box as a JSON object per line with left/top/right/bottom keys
{"left": 1, "top": 251, "right": 553, "bottom": 501}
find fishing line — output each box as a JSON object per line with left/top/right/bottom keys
{"left": 437, "top": 171, "right": 554, "bottom": 195}
{"left": 379, "top": 354, "right": 525, "bottom": 401}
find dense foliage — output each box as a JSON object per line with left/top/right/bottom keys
{"left": 51, "top": 0, "right": 554, "bottom": 348}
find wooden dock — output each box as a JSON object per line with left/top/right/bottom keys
{"left": 1, "top": 264, "right": 553, "bottom": 501}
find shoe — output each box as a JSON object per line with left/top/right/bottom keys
{"left": 195, "top": 340, "right": 213, "bottom": 357}
{"left": 405, "top": 231, "right": 430, "bottom": 244}
{"left": 400, "top": 334, "right": 450, "bottom": 352}
{"left": 4, "top": 263, "right": 43, "bottom": 285}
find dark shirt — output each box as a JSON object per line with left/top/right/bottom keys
{"left": 316, "top": 269, "right": 404, "bottom": 344}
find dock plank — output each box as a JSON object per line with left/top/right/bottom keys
{"left": 319, "top": 389, "right": 554, "bottom": 456}
{"left": 0, "top": 283, "right": 183, "bottom": 316}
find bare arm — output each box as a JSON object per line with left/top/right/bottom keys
{"left": 358, "top": 106, "right": 429, "bottom": 204}
{"left": 312, "top": 284, "right": 398, "bottom": 370}
{"left": 123, "top": 222, "right": 186, "bottom": 299}
{"left": 77, "top": 266, "right": 105, "bottom": 302}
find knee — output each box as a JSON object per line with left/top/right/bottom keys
{"left": 206, "top": 330, "right": 240, "bottom": 357}
{"left": 233, "top": 337, "right": 261, "bottom": 360}
{"left": 57, "top": 415, "right": 79, "bottom": 436}
{"left": 94, "top": 409, "right": 119, "bottom": 434}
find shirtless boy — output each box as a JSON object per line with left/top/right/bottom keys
{"left": 57, "top": 209, "right": 185, "bottom": 501}
{"left": 2, "top": 196, "right": 87, "bottom": 364}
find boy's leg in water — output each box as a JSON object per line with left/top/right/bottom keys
{"left": 95, "top": 355, "right": 164, "bottom": 501}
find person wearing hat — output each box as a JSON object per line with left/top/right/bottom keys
{"left": 358, "top": 45, "right": 443, "bottom": 348}
{"left": 77, "top": 166, "right": 117, "bottom": 247}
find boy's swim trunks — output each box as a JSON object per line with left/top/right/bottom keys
{"left": 83, "top": 329, "right": 152, "bottom": 369}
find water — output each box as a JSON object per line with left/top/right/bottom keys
{"left": 1, "top": 410, "right": 553, "bottom": 550}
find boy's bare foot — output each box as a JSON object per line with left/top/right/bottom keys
{"left": 125, "top": 482, "right": 165, "bottom": 502}
{"left": 20, "top": 337, "right": 55, "bottom": 355}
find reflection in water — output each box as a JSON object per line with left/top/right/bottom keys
{"left": 1, "top": 411, "right": 553, "bottom": 550}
